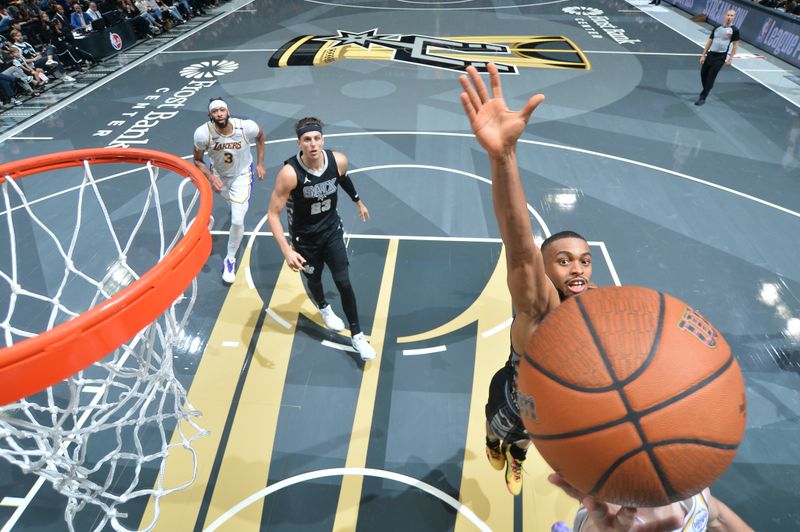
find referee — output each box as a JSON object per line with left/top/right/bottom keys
{"left": 696, "top": 9, "right": 740, "bottom": 106}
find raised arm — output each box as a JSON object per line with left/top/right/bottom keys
{"left": 267, "top": 165, "right": 306, "bottom": 271}
{"left": 459, "top": 63, "right": 558, "bottom": 353}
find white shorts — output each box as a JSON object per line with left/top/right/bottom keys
{"left": 218, "top": 165, "right": 253, "bottom": 204}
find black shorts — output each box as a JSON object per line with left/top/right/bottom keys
{"left": 485, "top": 362, "right": 529, "bottom": 444}
{"left": 292, "top": 224, "right": 349, "bottom": 279}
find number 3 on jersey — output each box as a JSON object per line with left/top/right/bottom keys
{"left": 310, "top": 198, "right": 331, "bottom": 215}
{"left": 223, "top": 152, "right": 233, "bottom": 164}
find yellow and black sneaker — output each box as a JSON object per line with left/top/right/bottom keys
{"left": 485, "top": 438, "right": 505, "bottom": 471}
{"left": 504, "top": 445, "right": 527, "bottom": 496}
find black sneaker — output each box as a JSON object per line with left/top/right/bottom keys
{"left": 694, "top": 98, "right": 706, "bottom": 106}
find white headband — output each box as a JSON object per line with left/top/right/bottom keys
{"left": 208, "top": 100, "right": 228, "bottom": 112}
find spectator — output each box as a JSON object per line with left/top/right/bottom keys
{"left": 10, "top": 28, "right": 76, "bottom": 82}
{"left": 70, "top": 2, "right": 92, "bottom": 31}
{"left": 3, "top": 46, "right": 44, "bottom": 95}
{"left": 0, "top": 71, "right": 24, "bottom": 108}
{"left": 1, "top": 7, "right": 14, "bottom": 33}
{"left": 156, "top": 0, "right": 182, "bottom": 24}
{"left": 50, "top": 4, "right": 68, "bottom": 28}
{"left": 135, "top": 0, "right": 163, "bottom": 24}
{"left": 85, "top": 0, "right": 101, "bottom": 20}
{"left": 118, "top": 0, "right": 160, "bottom": 36}
{"left": 50, "top": 17, "right": 96, "bottom": 68}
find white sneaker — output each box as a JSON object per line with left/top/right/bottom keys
{"left": 222, "top": 257, "right": 236, "bottom": 283}
{"left": 352, "top": 333, "right": 376, "bottom": 361}
{"left": 63, "top": 75, "right": 76, "bottom": 82}
{"left": 319, "top": 304, "right": 345, "bottom": 331}
{"left": 46, "top": 59, "right": 58, "bottom": 66}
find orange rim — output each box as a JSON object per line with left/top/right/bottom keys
{"left": 0, "top": 148, "right": 212, "bottom": 406}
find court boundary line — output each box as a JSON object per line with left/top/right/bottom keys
{"left": 4, "top": 133, "right": 798, "bottom": 223}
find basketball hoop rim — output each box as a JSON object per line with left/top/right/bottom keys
{"left": 0, "top": 148, "right": 213, "bottom": 407}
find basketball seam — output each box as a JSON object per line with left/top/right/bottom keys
{"left": 637, "top": 354, "right": 736, "bottom": 419}
{"left": 576, "top": 292, "right": 678, "bottom": 500}
{"left": 587, "top": 437, "right": 739, "bottom": 503}
{"left": 651, "top": 438, "right": 740, "bottom": 450}
{"left": 526, "top": 354, "right": 739, "bottom": 441}
{"left": 521, "top": 294, "right": 665, "bottom": 393}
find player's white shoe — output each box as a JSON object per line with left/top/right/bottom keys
{"left": 352, "top": 333, "right": 376, "bottom": 361}
{"left": 319, "top": 305, "right": 345, "bottom": 331}
{"left": 222, "top": 257, "right": 236, "bottom": 283}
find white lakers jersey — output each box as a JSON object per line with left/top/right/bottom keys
{"left": 193, "top": 118, "right": 259, "bottom": 179}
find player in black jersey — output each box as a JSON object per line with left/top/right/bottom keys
{"left": 266, "top": 117, "right": 376, "bottom": 361}
{"left": 459, "top": 65, "right": 594, "bottom": 496}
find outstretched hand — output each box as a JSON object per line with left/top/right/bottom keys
{"left": 547, "top": 474, "right": 682, "bottom": 532}
{"left": 458, "top": 63, "right": 545, "bottom": 157}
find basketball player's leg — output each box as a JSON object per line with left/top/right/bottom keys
{"left": 485, "top": 364, "right": 529, "bottom": 495}
{"left": 296, "top": 238, "right": 345, "bottom": 331}
{"left": 219, "top": 169, "right": 253, "bottom": 283}
{"left": 323, "top": 228, "right": 375, "bottom": 361}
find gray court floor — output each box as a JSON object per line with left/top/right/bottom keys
{"left": 1, "top": 0, "right": 799, "bottom": 530}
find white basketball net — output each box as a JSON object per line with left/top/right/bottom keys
{"left": 0, "top": 158, "right": 208, "bottom": 531}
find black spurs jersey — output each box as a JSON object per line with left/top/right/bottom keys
{"left": 285, "top": 149, "right": 342, "bottom": 239}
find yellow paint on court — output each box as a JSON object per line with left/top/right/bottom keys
{"left": 200, "top": 259, "right": 320, "bottom": 531}
{"left": 142, "top": 245, "right": 266, "bottom": 530}
{"left": 332, "top": 238, "right": 398, "bottom": 532}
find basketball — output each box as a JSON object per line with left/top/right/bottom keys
{"left": 518, "top": 286, "right": 746, "bottom": 507}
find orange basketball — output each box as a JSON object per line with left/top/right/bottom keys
{"left": 518, "top": 286, "right": 746, "bottom": 507}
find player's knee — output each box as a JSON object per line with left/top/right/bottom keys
{"left": 332, "top": 269, "right": 351, "bottom": 286}
{"left": 231, "top": 203, "right": 248, "bottom": 226}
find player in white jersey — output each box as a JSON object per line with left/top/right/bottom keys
{"left": 193, "top": 98, "right": 266, "bottom": 283}
{"left": 550, "top": 474, "right": 752, "bottom": 531}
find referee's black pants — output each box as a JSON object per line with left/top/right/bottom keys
{"left": 700, "top": 51, "right": 726, "bottom": 99}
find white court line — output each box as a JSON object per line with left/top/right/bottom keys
{"left": 6, "top": 137, "right": 54, "bottom": 141}
{"left": 740, "top": 69, "right": 790, "bottom": 72}
{"left": 11, "top": 132, "right": 798, "bottom": 224}
{"left": 202, "top": 467, "right": 490, "bottom": 532}
{"left": 482, "top": 317, "right": 513, "bottom": 338}
{"left": 518, "top": 137, "right": 800, "bottom": 219}
{"left": 215, "top": 230, "right": 504, "bottom": 242}
{"left": 162, "top": 48, "right": 277, "bottom": 53}
{"left": 304, "top": 0, "right": 567, "bottom": 9}
{"left": 321, "top": 340, "right": 357, "bottom": 353}
{"left": 265, "top": 308, "right": 291, "bottom": 329}
{"left": 403, "top": 345, "right": 447, "bottom": 356}
{"left": 221, "top": 341, "right": 239, "bottom": 347}
{"left": 0, "top": 498, "right": 25, "bottom": 507}
{"left": 350, "top": 163, "right": 552, "bottom": 237}
{"left": 594, "top": 241, "right": 622, "bottom": 287}
{"left": 583, "top": 50, "right": 699, "bottom": 56}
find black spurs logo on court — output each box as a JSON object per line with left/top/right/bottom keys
{"left": 268, "top": 29, "right": 591, "bottom": 73}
